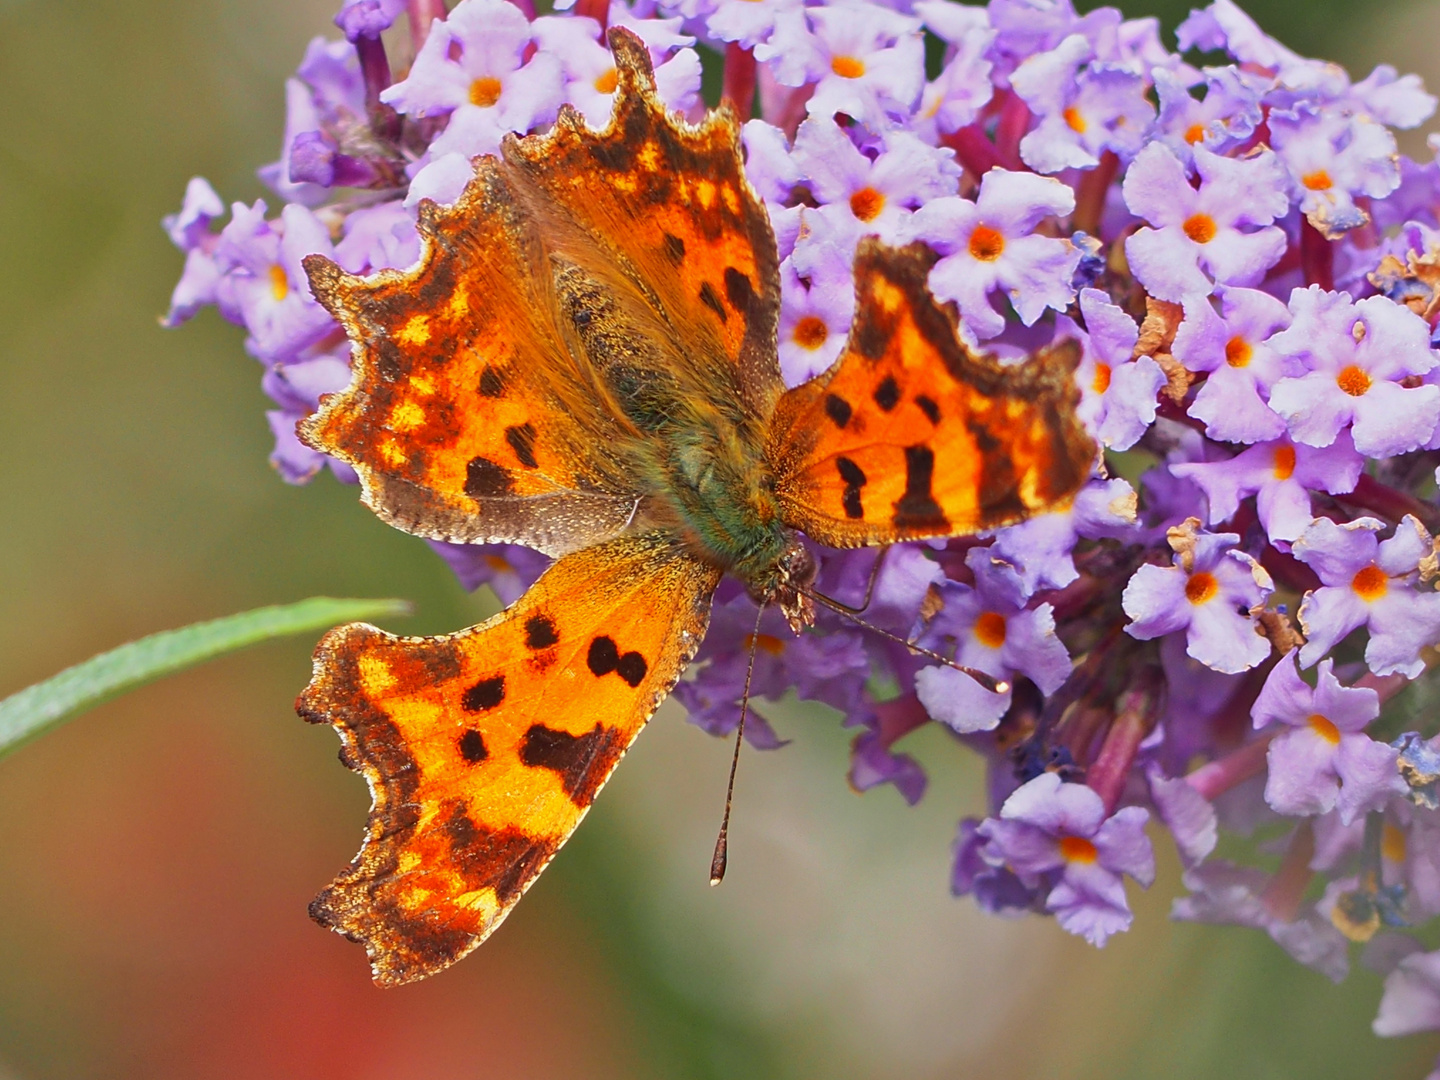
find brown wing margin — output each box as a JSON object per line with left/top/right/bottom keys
{"left": 301, "top": 158, "right": 639, "bottom": 557}
{"left": 297, "top": 531, "right": 721, "bottom": 986}
{"left": 767, "top": 239, "right": 1096, "bottom": 548}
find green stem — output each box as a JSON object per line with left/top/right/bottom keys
{"left": 0, "top": 596, "right": 410, "bottom": 759}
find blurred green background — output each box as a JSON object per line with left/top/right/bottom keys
{"left": 3, "top": 0, "right": 1440, "bottom": 1076}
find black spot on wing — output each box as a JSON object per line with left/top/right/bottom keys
{"left": 615, "top": 651, "right": 648, "bottom": 688}
{"left": 836, "top": 456, "right": 866, "bottom": 520}
{"left": 587, "top": 636, "right": 618, "bottom": 677}
{"left": 663, "top": 232, "right": 686, "bottom": 263}
{"left": 699, "top": 281, "right": 728, "bottom": 323}
{"left": 969, "top": 421, "right": 1001, "bottom": 454}
{"left": 462, "top": 675, "right": 505, "bottom": 712}
{"left": 893, "top": 444, "right": 948, "bottom": 531}
{"left": 519, "top": 723, "right": 624, "bottom": 804}
{"left": 724, "top": 267, "right": 754, "bottom": 313}
{"left": 874, "top": 375, "right": 900, "bottom": 412}
{"left": 824, "top": 394, "right": 852, "bottom": 429}
{"left": 465, "top": 456, "right": 514, "bottom": 497}
{"left": 915, "top": 394, "right": 941, "bottom": 424}
{"left": 478, "top": 366, "right": 505, "bottom": 397}
{"left": 458, "top": 729, "right": 488, "bottom": 764}
{"left": 586, "top": 634, "right": 646, "bottom": 687}
{"left": 504, "top": 422, "right": 538, "bottom": 468}
{"left": 525, "top": 614, "right": 558, "bottom": 650}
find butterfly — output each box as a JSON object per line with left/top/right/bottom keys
{"left": 296, "top": 27, "right": 1095, "bottom": 986}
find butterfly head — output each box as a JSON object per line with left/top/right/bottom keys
{"left": 748, "top": 533, "right": 817, "bottom": 634}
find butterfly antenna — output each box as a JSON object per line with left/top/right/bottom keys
{"left": 819, "top": 545, "right": 891, "bottom": 616}
{"left": 710, "top": 599, "right": 767, "bottom": 886}
{"left": 801, "top": 587, "right": 1011, "bottom": 696}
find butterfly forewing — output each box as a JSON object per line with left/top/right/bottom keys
{"left": 299, "top": 531, "right": 721, "bottom": 986}
{"left": 301, "top": 159, "right": 639, "bottom": 557}
{"left": 502, "top": 30, "right": 783, "bottom": 418}
{"left": 768, "top": 239, "right": 1096, "bottom": 548}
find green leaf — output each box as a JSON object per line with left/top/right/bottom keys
{"left": 0, "top": 597, "right": 411, "bottom": 759}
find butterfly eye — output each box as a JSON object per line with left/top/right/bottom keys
{"left": 780, "top": 541, "right": 817, "bottom": 590}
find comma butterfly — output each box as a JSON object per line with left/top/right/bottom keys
{"left": 297, "top": 27, "right": 1095, "bottom": 986}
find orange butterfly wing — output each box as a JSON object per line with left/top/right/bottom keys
{"left": 768, "top": 239, "right": 1096, "bottom": 548}
{"left": 298, "top": 531, "right": 721, "bottom": 986}
{"left": 301, "top": 160, "right": 639, "bottom": 557}
{"left": 502, "top": 29, "right": 782, "bottom": 416}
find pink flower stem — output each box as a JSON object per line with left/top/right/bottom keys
{"left": 993, "top": 91, "right": 1030, "bottom": 170}
{"left": 1262, "top": 820, "right": 1315, "bottom": 922}
{"left": 1300, "top": 218, "right": 1335, "bottom": 291}
{"left": 758, "top": 65, "right": 812, "bottom": 137}
{"left": 407, "top": 0, "right": 448, "bottom": 52}
{"left": 1086, "top": 668, "right": 1163, "bottom": 815}
{"left": 1334, "top": 473, "right": 1440, "bottom": 531}
{"left": 1350, "top": 197, "right": 1380, "bottom": 251}
{"left": 1185, "top": 733, "right": 1274, "bottom": 801}
{"left": 723, "top": 43, "right": 757, "bottom": 116}
{"left": 1259, "top": 544, "right": 1321, "bottom": 593}
{"left": 873, "top": 693, "right": 931, "bottom": 748}
{"left": 1356, "top": 669, "right": 1411, "bottom": 704}
{"left": 354, "top": 36, "right": 401, "bottom": 142}
{"left": 941, "top": 124, "right": 1004, "bottom": 178}
{"left": 1044, "top": 571, "right": 1108, "bottom": 622}
{"left": 574, "top": 0, "right": 609, "bottom": 30}
{"left": 1071, "top": 151, "right": 1118, "bottom": 236}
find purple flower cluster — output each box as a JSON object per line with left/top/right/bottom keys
{"left": 165, "top": 0, "right": 1440, "bottom": 1057}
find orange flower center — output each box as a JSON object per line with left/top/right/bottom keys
{"left": 594, "top": 66, "right": 618, "bottom": 94}
{"left": 469, "top": 75, "right": 503, "bottom": 107}
{"left": 831, "top": 55, "right": 866, "bottom": 79}
{"left": 483, "top": 554, "right": 512, "bottom": 572}
{"left": 1272, "top": 444, "right": 1296, "bottom": 480}
{"left": 1185, "top": 571, "right": 1219, "bottom": 605}
{"left": 1307, "top": 713, "right": 1341, "bottom": 744}
{"left": 1059, "top": 835, "right": 1098, "bottom": 863}
{"left": 849, "top": 186, "right": 885, "bottom": 222}
{"left": 269, "top": 264, "right": 289, "bottom": 301}
{"left": 969, "top": 224, "right": 1005, "bottom": 262}
{"left": 1091, "top": 362, "right": 1112, "bottom": 394}
{"left": 1302, "top": 170, "right": 1334, "bottom": 192}
{"left": 792, "top": 315, "right": 829, "bottom": 350}
{"left": 1184, "top": 122, "right": 1207, "bottom": 145}
{"left": 1183, "top": 213, "right": 1217, "bottom": 244}
{"left": 1383, "top": 823, "right": 1408, "bottom": 862}
{"left": 974, "top": 611, "right": 1008, "bottom": 648}
{"left": 1225, "top": 336, "right": 1252, "bottom": 368}
{"left": 1336, "top": 365, "right": 1372, "bottom": 397}
{"left": 1063, "top": 106, "right": 1087, "bottom": 133}
{"left": 1351, "top": 564, "right": 1388, "bottom": 601}
{"left": 743, "top": 632, "right": 787, "bottom": 656}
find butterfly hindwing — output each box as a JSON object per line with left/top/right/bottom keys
{"left": 502, "top": 29, "right": 783, "bottom": 418}
{"left": 768, "top": 239, "right": 1096, "bottom": 548}
{"left": 298, "top": 531, "right": 721, "bottom": 986}
{"left": 301, "top": 159, "right": 639, "bottom": 557}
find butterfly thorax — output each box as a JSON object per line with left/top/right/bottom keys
{"left": 654, "top": 407, "right": 816, "bottom": 628}
{"left": 622, "top": 385, "right": 815, "bottom": 629}
{"left": 557, "top": 257, "right": 815, "bottom": 628}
